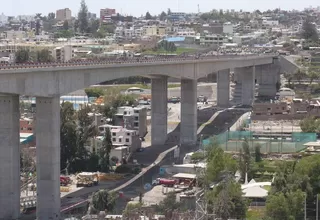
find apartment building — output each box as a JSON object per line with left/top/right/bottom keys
{"left": 143, "top": 25, "right": 166, "bottom": 36}
{"left": 56, "top": 8, "right": 72, "bottom": 21}
{"left": 199, "top": 34, "right": 225, "bottom": 46}
{"left": 223, "top": 22, "right": 234, "bottom": 35}
{"left": 114, "top": 106, "right": 147, "bottom": 137}
{"left": 51, "top": 45, "right": 74, "bottom": 62}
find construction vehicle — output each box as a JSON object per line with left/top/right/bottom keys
{"left": 76, "top": 172, "right": 99, "bottom": 187}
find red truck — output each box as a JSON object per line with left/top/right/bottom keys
{"left": 152, "top": 178, "right": 177, "bottom": 187}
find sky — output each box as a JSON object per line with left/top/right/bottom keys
{"left": 2, "top": 0, "right": 320, "bottom": 17}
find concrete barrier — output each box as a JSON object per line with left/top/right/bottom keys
{"left": 230, "top": 112, "right": 251, "bottom": 131}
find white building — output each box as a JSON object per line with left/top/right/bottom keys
{"left": 51, "top": 45, "right": 74, "bottom": 62}
{"left": 262, "top": 20, "right": 279, "bottom": 27}
{"left": 114, "top": 106, "right": 147, "bottom": 137}
{"left": 223, "top": 22, "right": 234, "bottom": 35}
{"left": 200, "top": 35, "right": 225, "bottom": 46}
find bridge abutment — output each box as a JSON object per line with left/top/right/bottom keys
{"left": 36, "top": 97, "right": 61, "bottom": 220}
{"left": 180, "top": 79, "right": 198, "bottom": 145}
{"left": 217, "top": 69, "right": 230, "bottom": 108}
{"left": 151, "top": 76, "right": 168, "bottom": 146}
{"left": 0, "top": 95, "right": 20, "bottom": 220}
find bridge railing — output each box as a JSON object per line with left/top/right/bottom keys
{"left": 0, "top": 54, "right": 276, "bottom": 70}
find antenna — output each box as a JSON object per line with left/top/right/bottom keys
{"left": 198, "top": 4, "right": 200, "bottom": 13}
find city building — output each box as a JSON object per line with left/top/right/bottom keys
{"left": 20, "top": 118, "right": 34, "bottom": 133}
{"left": 223, "top": 22, "right": 234, "bottom": 35}
{"left": 51, "top": 45, "right": 74, "bottom": 62}
{"left": 199, "top": 34, "right": 225, "bottom": 46}
{"left": 100, "top": 8, "right": 116, "bottom": 19}
{"left": 56, "top": 8, "right": 72, "bottom": 21}
{"left": 114, "top": 106, "right": 147, "bottom": 137}
{"left": 143, "top": 25, "right": 166, "bottom": 36}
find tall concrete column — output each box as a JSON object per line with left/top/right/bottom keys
{"left": 237, "top": 66, "right": 255, "bottom": 106}
{"left": 0, "top": 95, "right": 20, "bottom": 220}
{"left": 151, "top": 76, "right": 168, "bottom": 145}
{"left": 181, "top": 79, "right": 197, "bottom": 145}
{"left": 217, "top": 69, "right": 230, "bottom": 107}
{"left": 255, "top": 64, "right": 280, "bottom": 97}
{"left": 36, "top": 97, "right": 60, "bottom": 220}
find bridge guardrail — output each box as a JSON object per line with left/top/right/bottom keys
{"left": 0, "top": 54, "right": 276, "bottom": 70}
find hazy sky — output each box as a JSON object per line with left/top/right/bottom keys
{"left": 3, "top": 0, "right": 320, "bottom": 17}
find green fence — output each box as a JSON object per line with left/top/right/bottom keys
{"left": 202, "top": 131, "right": 317, "bottom": 153}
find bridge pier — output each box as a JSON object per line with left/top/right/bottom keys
{"left": 255, "top": 63, "right": 280, "bottom": 97}
{"left": 36, "top": 97, "right": 61, "bottom": 220}
{"left": 233, "top": 67, "right": 256, "bottom": 106}
{"left": 217, "top": 69, "right": 230, "bottom": 108}
{"left": 151, "top": 76, "right": 168, "bottom": 146}
{"left": 0, "top": 95, "right": 20, "bottom": 220}
{"left": 180, "top": 79, "right": 197, "bottom": 145}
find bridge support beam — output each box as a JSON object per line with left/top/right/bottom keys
{"left": 0, "top": 95, "right": 20, "bottom": 220}
{"left": 36, "top": 97, "right": 61, "bottom": 220}
{"left": 217, "top": 69, "right": 230, "bottom": 108}
{"left": 151, "top": 76, "right": 168, "bottom": 145}
{"left": 181, "top": 79, "right": 197, "bottom": 145}
{"left": 234, "top": 67, "right": 256, "bottom": 106}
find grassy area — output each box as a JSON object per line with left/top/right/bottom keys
{"left": 142, "top": 47, "right": 196, "bottom": 55}
{"left": 247, "top": 207, "right": 266, "bottom": 220}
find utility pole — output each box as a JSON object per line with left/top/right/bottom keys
{"left": 317, "top": 194, "right": 319, "bottom": 220}
{"left": 305, "top": 194, "right": 307, "bottom": 220}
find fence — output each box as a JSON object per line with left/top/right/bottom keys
{"left": 202, "top": 131, "right": 317, "bottom": 153}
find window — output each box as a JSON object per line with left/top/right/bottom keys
{"left": 134, "top": 122, "right": 139, "bottom": 127}
{"left": 112, "top": 138, "right": 116, "bottom": 142}
{"left": 125, "top": 138, "right": 130, "bottom": 143}
{"left": 124, "top": 111, "right": 127, "bottom": 115}
{"left": 134, "top": 110, "right": 139, "bottom": 114}
{"left": 27, "top": 127, "right": 32, "bottom": 131}
{"left": 119, "top": 138, "right": 122, "bottom": 142}
{"left": 135, "top": 116, "right": 139, "bottom": 121}
{"left": 112, "top": 132, "right": 116, "bottom": 136}
{"left": 127, "top": 133, "right": 131, "bottom": 136}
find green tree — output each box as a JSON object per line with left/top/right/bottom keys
{"left": 299, "top": 116, "right": 320, "bottom": 133}
{"left": 239, "top": 139, "right": 251, "bottom": 182}
{"left": 36, "top": 49, "right": 53, "bottom": 62}
{"left": 207, "top": 176, "right": 247, "bottom": 220}
{"left": 145, "top": 12, "right": 152, "bottom": 20}
{"left": 15, "top": 49, "right": 30, "bottom": 63}
{"left": 60, "top": 102, "right": 77, "bottom": 171}
{"left": 63, "top": 20, "right": 69, "bottom": 30}
{"left": 156, "top": 192, "right": 183, "bottom": 213}
{"left": 167, "top": 8, "right": 172, "bottom": 15}
{"left": 48, "top": 12, "right": 55, "bottom": 20}
{"left": 254, "top": 143, "right": 262, "bottom": 162}
{"left": 266, "top": 193, "right": 290, "bottom": 220}
{"left": 35, "top": 13, "right": 42, "bottom": 35}
{"left": 205, "top": 139, "right": 237, "bottom": 183}
{"left": 99, "top": 128, "right": 112, "bottom": 172}
{"left": 293, "top": 68, "right": 307, "bottom": 84}
{"left": 92, "top": 190, "right": 117, "bottom": 212}
{"left": 90, "top": 19, "right": 100, "bottom": 35}
{"left": 78, "top": 0, "right": 89, "bottom": 33}
{"left": 85, "top": 87, "right": 104, "bottom": 98}
{"left": 159, "top": 11, "right": 167, "bottom": 21}
{"left": 301, "top": 16, "right": 319, "bottom": 42}
{"left": 307, "top": 68, "right": 319, "bottom": 85}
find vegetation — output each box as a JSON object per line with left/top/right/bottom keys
{"left": 92, "top": 189, "right": 117, "bottom": 212}
{"left": 84, "top": 87, "right": 105, "bottom": 98}
{"left": 301, "top": 16, "right": 319, "bottom": 42}
{"left": 15, "top": 49, "right": 30, "bottom": 63}
{"left": 36, "top": 49, "right": 53, "bottom": 62}
{"left": 99, "top": 129, "right": 112, "bottom": 172}
{"left": 143, "top": 47, "right": 196, "bottom": 55}
{"left": 299, "top": 116, "right": 320, "bottom": 133}
{"left": 78, "top": 0, "right": 89, "bottom": 33}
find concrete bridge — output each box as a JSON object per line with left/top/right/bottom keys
{"left": 0, "top": 54, "right": 278, "bottom": 220}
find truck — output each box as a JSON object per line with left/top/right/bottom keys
{"left": 152, "top": 178, "right": 178, "bottom": 187}
{"left": 76, "top": 172, "right": 99, "bottom": 187}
